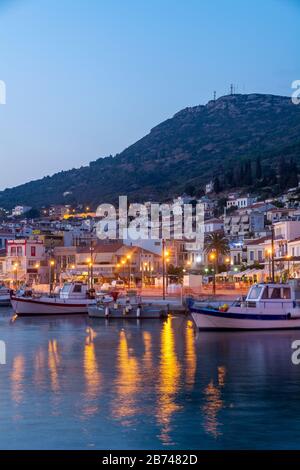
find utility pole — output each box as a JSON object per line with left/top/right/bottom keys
{"left": 89, "top": 240, "right": 94, "bottom": 289}
{"left": 162, "top": 239, "right": 166, "bottom": 300}
{"left": 271, "top": 226, "right": 275, "bottom": 282}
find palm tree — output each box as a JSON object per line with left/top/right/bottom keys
{"left": 204, "top": 232, "right": 230, "bottom": 294}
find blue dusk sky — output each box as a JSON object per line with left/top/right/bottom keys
{"left": 0, "top": 0, "right": 299, "bottom": 189}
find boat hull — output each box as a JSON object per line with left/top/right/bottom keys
{"left": 0, "top": 295, "right": 11, "bottom": 306}
{"left": 88, "top": 304, "right": 168, "bottom": 319}
{"left": 191, "top": 307, "right": 300, "bottom": 330}
{"left": 11, "top": 296, "right": 96, "bottom": 316}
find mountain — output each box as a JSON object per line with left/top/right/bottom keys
{"left": 1, "top": 93, "right": 300, "bottom": 209}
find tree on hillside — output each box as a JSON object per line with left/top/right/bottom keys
{"left": 278, "top": 156, "right": 298, "bottom": 190}
{"left": 213, "top": 176, "right": 222, "bottom": 193}
{"left": 255, "top": 156, "right": 262, "bottom": 180}
{"left": 184, "top": 184, "right": 196, "bottom": 197}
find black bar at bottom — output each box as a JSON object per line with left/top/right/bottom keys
{"left": 0, "top": 450, "right": 299, "bottom": 465}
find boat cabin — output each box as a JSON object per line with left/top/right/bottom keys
{"left": 246, "top": 280, "right": 300, "bottom": 303}
{"left": 59, "top": 283, "right": 90, "bottom": 300}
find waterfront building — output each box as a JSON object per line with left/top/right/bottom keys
{"left": 5, "top": 238, "right": 47, "bottom": 285}
{"left": 245, "top": 236, "right": 271, "bottom": 265}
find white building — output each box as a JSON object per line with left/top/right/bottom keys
{"left": 205, "top": 181, "right": 214, "bottom": 194}
{"left": 198, "top": 218, "right": 223, "bottom": 234}
{"left": 12, "top": 206, "right": 32, "bottom": 217}
{"left": 226, "top": 195, "right": 257, "bottom": 210}
{"left": 224, "top": 212, "right": 265, "bottom": 238}
{"left": 6, "top": 238, "right": 47, "bottom": 284}
{"left": 274, "top": 221, "right": 300, "bottom": 243}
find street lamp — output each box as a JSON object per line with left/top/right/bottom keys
{"left": 162, "top": 240, "right": 169, "bottom": 300}
{"left": 209, "top": 252, "right": 217, "bottom": 295}
{"left": 49, "top": 259, "right": 55, "bottom": 294}
{"left": 35, "top": 262, "right": 40, "bottom": 284}
{"left": 13, "top": 262, "right": 18, "bottom": 288}
{"left": 286, "top": 254, "right": 292, "bottom": 278}
{"left": 126, "top": 254, "right": 132, "bottom": 288}
{"left": 267, "top": 249, "right": 272, "bottom": 280}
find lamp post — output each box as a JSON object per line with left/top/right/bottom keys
{"left": 89, "top": 241, "right": 94, "bottom": 289}
{"left": 166, "top": 256, "right": 170, "bottom": 289}
{"left": 209, "top": 252, "right": 217, "bottom": 295}
{"left": 271, "top": 226, "right": 275, "bottom": 282}
{"left": 162, "top": 240, "right": 167, "bottom": 300}
{"left": 35, "top": 262, "right": 40, "bottom": 285}
{"left": 88, "top": 261, "right": 93, "bottom": 289}
{"left": 13, "top": 262, "right": 18, "bottom": 288}
{"left": 286, "top": 254, "right": 291, "bottom": 279}
{"left": 126, "top": 254, "right": 132, "bottom": 288}
{"left": 49, "top": 259, "right": 55, "bottom": 294}
{"left": 121, "top": 259, "right": 126, "bottom": 283}
{"left": 267, "top": 249, "right": 272, "bottom": 281}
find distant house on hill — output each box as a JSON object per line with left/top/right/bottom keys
{"left": 12, "top": 205, "right": 31, "bottom": 217}
{"left": 205, "top": 181, "right": 214, "bottom": 194}
{"left": 226, "top": 194, "right": 257, "bottom": 210}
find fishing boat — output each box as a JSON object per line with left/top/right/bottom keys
{"left": 88, "top": 291, "right": 169, "bottom": 319}
{"left": 189, "top": 280, "right": 300, "bottom": 330}
{"left": 11, "top": 282, "right": 96, "bottom": 316}
{"left": 0, "top": 286, "right": 11, "bottom": 306}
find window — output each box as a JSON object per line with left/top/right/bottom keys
{"left": 17, "top": 246, "right": 22, "bottom": 256}
{"left": 250, "top": 251, "right": 254, "bottom": 261}
{"left": 10, "top": 247, "right": 16, "bottom": 256}
{"left": 270, "top": 288, "right": 281, "bottom": 299}
{"left": 73, "top": 284, "right": 82, "bottom": 293}
{"left": 248, "top": 285, "right": 263, "bottom": 300}
{"left": 282, "top": 288, "right": 291, "bottom": 299}
{"left": 31, "top": 246, "right": 36, "bottom": 257}
{"left": 261, "top": 287, "right": 269, "bottom": 299}
{"left": 258, "top": 250, "right": 263, "bottom": 261}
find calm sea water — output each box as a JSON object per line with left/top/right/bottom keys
{"left": 0, "top": 308, "right": 300, "bottom": 449}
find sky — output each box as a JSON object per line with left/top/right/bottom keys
{"left": 0, "top": 0, "right": 299, "bottom": 190}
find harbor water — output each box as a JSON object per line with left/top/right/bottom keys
{"left": 0, "top": 308, "right": 300, "bottom": 449}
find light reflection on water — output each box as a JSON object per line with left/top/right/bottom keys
{"left": 0, "top": 309, "right": 300, "bottom": 449}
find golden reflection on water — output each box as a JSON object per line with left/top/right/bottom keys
{"left": 112, "top": 330, "right": 140, "bottom": 424}
{"left": 185, "top": 320, "right": 196, "bottom": 389}
{"left": 142, "top": 331, "right": 153, "bottom": 369}
{"left": 83, "top": 327, "right": 101, "bottom": 416}
{"left": 48, "top": 340, "right": 60, "bottom": 392}
{"left": 11, "top": 355, "right": 25, "bottom": 405}
{"left": 156, "top": 317, "right": 182, "bottom": 445}
{"left": 202, "top": 366, "right": 226, "bottom": 438}
{"left": 34, "top": 348, "right": 46, "bottom": 388}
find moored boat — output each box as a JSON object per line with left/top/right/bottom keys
{"left": 0, "top": 286, "right": 11, "bottom": 306}
{"left": 11, "top": 282, "right": 96, "bottom": 316}
{"left": 88, "top": 291, "right": 168, "bottom": 319}
{"left": 189, "top": 280, "right": 300, "bottom": 330}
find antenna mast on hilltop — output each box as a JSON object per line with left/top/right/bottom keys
{"left": 213, "top": 90, "right": 216, "bottom": 101}
{"left": 230, "top": 84, "right": 239, "bottom": 95}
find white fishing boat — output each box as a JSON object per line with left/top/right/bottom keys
{"left": 189, "top": 280, "right": 300, "bottom": 330}
{"left": 0, "top": 286, "right": 11, "bottom": 306}
{"left": 11, "top": 282, "right": 96, "bottom": 316}
{"left": 88, "top": 291, "right": 169, "bottom": 319}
